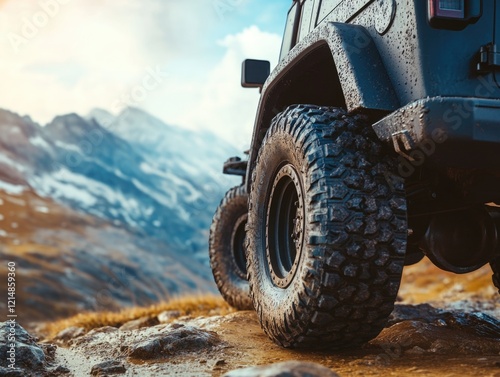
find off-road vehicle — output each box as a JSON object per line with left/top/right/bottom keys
{"left": 210, "top": 0, "right": 500, "bottom": 349}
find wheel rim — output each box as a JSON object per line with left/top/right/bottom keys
{"left": 231, "top": 214, "right": 248, "bottom": 279}
{"left": 266, "top": 164, "right": 304, "bottom": 288}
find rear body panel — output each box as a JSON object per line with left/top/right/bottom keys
{"left": 297, "top": 0, "right": 500, "bottom": 104}
{"left": 347, "top": 0, "right": 499, "bottom": 103}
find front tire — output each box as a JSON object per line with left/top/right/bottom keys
{"left": 209, "top": 185, "right": 252, "bottom": 310}
{"left": 246, "top": 105, "right": 407, "bottom": 349}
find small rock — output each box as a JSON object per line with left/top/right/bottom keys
{"left": 0, "top": 322, "right": 36, "bottom": 345}
{"left": 49, "top": 365, "right": 72, "bottom": 375}
{"left": 87, "top": 326, "right": 118, "bottom": 335}
{"left": 120, "top": 316, "right": 160, "bottom": 331}
{"left": 405, "top": 346, "right": 426, "bottom": 355}
{"left": 90, "top": 360, "right": 126, "bottom": 376}
{"left": 0, "top": 366, "right": 24, "bottom": 377}
{"left": 441, "top": 311, "right": 500, "bottom": 339}
{"left": 16, "top": 343, "right": 46, "bottom": 370}
{"left": 70, "top": 326, "right": 118, "bottom": 347}
{"left": 127, "top": 326, "right": 221, "bottom": 360}
{"left": 128, "top": 338, "right": 162, "bottom": 359}
{"left": 375, "top": 320, "right": 443, "bottom": 352}
{"left": 223, "top": 361, "right": 339, "bottom": 377}
{"left": 176, "top": 315, "right": 193, "bottom": 322}
{"left": 42, "top": 344, "right": 57, "bottom": 356}
{"left": 0, "top": 322, "right": 45, "bottom": 370}
{"left": 214, "top": 359, "right": 227, "bottom": 370}
{"left": 158, "top": 310, "right": 182, "bottom": 323}
{"left": 388, "top": 304, "right": 443, "bottom": 326}
{"left": 0, "top": 322, "right": 65, "bottom": 375}
{"left": 54, "top": 326, "right": 86, "bottom": 342}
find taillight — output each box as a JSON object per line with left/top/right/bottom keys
{"left": 429, "top": 0, "right": 465, "bottom": 19}
{"left": 428, "top": 0, "right": 482, "bottom": 29}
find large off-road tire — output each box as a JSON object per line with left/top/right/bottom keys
{"left": 246, "top": 105, "right": 407, "bottom": 349}
{"left": 209, "top": 185, "right": 253, "bottom": 310}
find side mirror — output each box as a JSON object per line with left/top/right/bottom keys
{"left": 241, "top": 59, "right": 270, "bottom": 89}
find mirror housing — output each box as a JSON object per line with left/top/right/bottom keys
{"left": 241, "top": 59, "right": 270, "bottom": 89}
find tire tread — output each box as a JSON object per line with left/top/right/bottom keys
{"left": 209, "top": 185, "right": 253, "bottom": 310}
{"left": 246, "top": 105, "right": 407, "bottom": 349}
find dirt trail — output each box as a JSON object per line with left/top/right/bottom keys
{"left": 50, "top": 306, "right": 499, "bottom": 376}
{"left": 2, "top": 259, "right": 489, "bottom": 376}
{"left": 206, "top": 311, "right": 500, "bottom": 377}
{"left": 45, "top": 260, "right": 499, "bottom": 377}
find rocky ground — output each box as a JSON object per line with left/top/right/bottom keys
{"left": 0, "top": 260, "right": 499, "bottom": 377}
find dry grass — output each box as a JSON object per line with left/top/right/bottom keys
{"left": 43, "top": 294, "right": 234, "bottom": 339}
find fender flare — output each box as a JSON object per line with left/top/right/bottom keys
{"left": 246, "top": 22, "right": 400, "bottom": 190}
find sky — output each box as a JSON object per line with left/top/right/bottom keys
{"left": 0, "top": 0, "right": 290, "bottom": 150}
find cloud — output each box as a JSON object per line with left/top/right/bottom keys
{"left": 0, "top": 1, "right": 154, "bottom": 122}
{"left": 157, "top": 26, "right": 282, "bottom": 151}
{"left": 0, "top": 0, "right": 282, "bottom": 150}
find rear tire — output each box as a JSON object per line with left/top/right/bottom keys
{"left": 246, "top": 105, "right": 407, "bottom": 349}
{"left": 209, "top": 185, "right": 252, "bottom": 310}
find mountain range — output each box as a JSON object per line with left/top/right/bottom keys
{"left": 0, "top": 107, "right": 241, "bottom": 321}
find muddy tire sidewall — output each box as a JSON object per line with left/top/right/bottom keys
{"left": 210, "top": 185, "right": 253, "bottom": 310}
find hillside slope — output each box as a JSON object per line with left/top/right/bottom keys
{"left": 0, "top": 189, "right": 216, "bottom": 322}
{"left": 0, "top": 107, "right": 241, "bottom": 321}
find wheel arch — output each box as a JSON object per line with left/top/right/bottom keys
{"left": 246, "top": 22, "right": 400, "bottom": 191}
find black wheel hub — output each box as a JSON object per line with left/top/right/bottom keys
{"left": 266, "top": 164, "right": 304, "bottom": 288}
{"left": 231, "top": 214, "right": 248, "bottom": 279}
